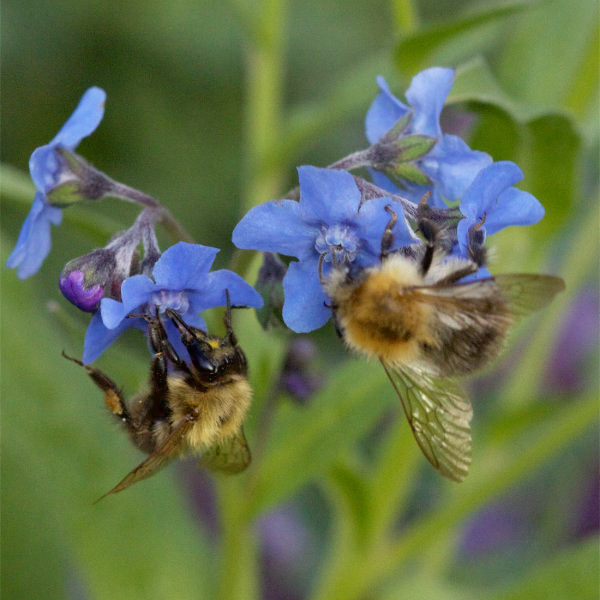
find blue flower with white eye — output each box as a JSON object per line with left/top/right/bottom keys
{"left": 365, "top": 69, "right": 492, "bottom": 206}
{"left": 232, "top": 165, "right": 417, "bottom": 333}
{"left": 82, "top": 241, "right": 263, "bottom": 363}
{"left": 6, "top": 87, "right": 106, "bottom": 279}
{"left": 456, "top": 161, "right": 545, "bottom": 254}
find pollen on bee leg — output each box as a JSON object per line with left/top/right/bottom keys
{"left": 105, "top": 389, "right": 124, "bottom": 416}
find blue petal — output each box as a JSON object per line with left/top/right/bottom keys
{"left": 6, "top": 193, "right": 63, "bottom": 279}
{"left": 405, "top": 67, "right": 454, "bottom": 137}
{"left": 365, "top": 76, "right": 409, "bottom": 143}
{"left": 100, "top": 275, "right": 155, "bottom": 328}
{"left": 297, "top": 166, "right": 361, "bottom": 225}
{"left": 196, "top": 270, "right": 264, "bottom": 310}
{"left": 282, "top": 259, "right": 331, "bottom": 333}
{"left": 100, "top": 298, "right": 129, "bottom": 330}
{"left": 232, "top": 199, "right": 315, "bottom": 258}
{"left": 49, "top": 87, "right": 106, "bottom": 149}
{"left": 29, "top": 146, "right": 62, "bottom": 193}
{"left": 483, "top": 188, "right": 545, "bottom": 236}
{"left": 422, "top": 134, "right": 492, "bottom": 203}
{"left": 29, "top": 88, "right": 106, "bottom": 193}
{"left": 461, "top": 162, "right": 523, "bottom": 218}
{"left": 152, "top": 242, "right": 218, "bottom": 290}
{"left": 82, "top": 311, "right": 145, "bottom": 364}
{"left": 187, "top": 270, "right": 264, "bottom": 315}
{"left": 355, "top": 197, "right": 418, "bottom": 259}
{"left": 456, "top": 218, "right": 472, "bottom": 253}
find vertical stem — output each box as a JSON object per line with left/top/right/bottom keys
{"left": 391, "top": 0, "right": 419, "bottom": 34}
{"left": 242, "top": 0, "right": 288, "bottom": 212}
{"left": 217, "top": 1, "right": 288, "bottom": 597}
{"left": 216, "top": 477, "right": 259, "bottom": 600}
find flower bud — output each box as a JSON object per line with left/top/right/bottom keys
{"left": 59, "top": 248, "right": 120, "bottom": 312}
{"left": 255, "top": 252, "right": 287, "bottom": 329}
{"left": 279, "top": 337, "right": 323, "bottom": 403}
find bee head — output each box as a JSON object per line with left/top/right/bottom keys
{"left": 165, "top": 308, "right": 247, "bottom": 384}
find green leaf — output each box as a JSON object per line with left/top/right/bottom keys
{"left": 395, "top": 134, "right": 437, "bottom": 162}
{"left": 491, "top": 536, "right": 600, "bottom": 600}
{"left": 246, "top": 359, "right": 393, "bottom": 516}
{"left": 390, "top": 162, "right": 432, "bottom": 185}
{"left": 497, "top": 0, "right": 599, "bottom": 115}
{"left": 450, "top": 58, "right": 582, "bottom": 240}
{"left": 394, "top": 0, "right": 535, "bottom": 74}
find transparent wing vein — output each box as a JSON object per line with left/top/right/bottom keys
{"left": 381, "top": 360, "right": 473, "bottom": 482}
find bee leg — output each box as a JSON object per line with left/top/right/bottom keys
{"left": 62, "top": 352, "right": 133, "bottom": 426}
{"left": 147, "top": 311, "right": 191, "bottom": 375}
{"left": 417, "top": 217, "right": 437, "bottom": 276}
{"left": 466, "top": 214, "right": 487, "bottom": 267}
{"left": 380, "top": 205, "right": 398, "bottom": 260}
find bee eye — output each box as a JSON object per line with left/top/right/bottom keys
{"left": 186, "top": 344, "right": 216, "bottom": 374}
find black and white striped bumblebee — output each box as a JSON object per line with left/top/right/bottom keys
{"left": 65, "top": 295, "right": 252, "bottom": 499}
{"left": 322, "top": 205, "right": 565, "bottom": 481}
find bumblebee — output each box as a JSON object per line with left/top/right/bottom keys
{"left": 65, "top": 296, "right": 252, "bottom": 499}
{"left": 322, "top": 206, "right": 565, "bottom": 482}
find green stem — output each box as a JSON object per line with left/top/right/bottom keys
{"left": 391, "top": 0, "right": 419, "bottom": 34}
{"left": 242, "top": 0, "right": 287, "bottom": 213}
{"left": 215, "top": 476, "right": 259, "bottom": 600}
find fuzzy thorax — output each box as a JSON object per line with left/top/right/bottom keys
{"left": 326, "top": 255, "right": 438, "bottom": 364}
{"left": 159, "top": 375, "right": 252, "bottom": 452}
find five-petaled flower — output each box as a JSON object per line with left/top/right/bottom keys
{"left": 456, "top": 161, "right": 545, "bottom": 256}
{"left": 6, "top": 87, "right": 106, "bottom": 279}
{"left": 82, "top": 241, "right": 263, "bottom": 363}
{"left": 365, "top": 68, "right": 492, "bottom": 207}
{"left": 232, "top": 165, "right": 417, "bottom": 333}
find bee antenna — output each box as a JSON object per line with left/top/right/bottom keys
{"left": 473, "top": 212, "right": 487, "bottom": 230}
{"left": 223, "top": 289, "right": 238, "bottom": 345}
{"left": 318, "top": 253, "right": 327, "bottom": 285}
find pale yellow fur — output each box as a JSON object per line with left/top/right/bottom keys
{"left": 154, "top": 376, "right": 252, "bottom": 452}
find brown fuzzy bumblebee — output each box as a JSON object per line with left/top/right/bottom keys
{"left": 65, "top": 298, "right": 252, "bottom": 500}
{"left": 323, "top": 207, "right": 565, "bottom": 482}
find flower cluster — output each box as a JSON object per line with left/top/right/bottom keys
{"left": 233, "top": 67, "right": 545, "bottom": 332}
{"left": 7, "top": 67, "right": 546, "bottom": 363}
{"left": 7, "top": 88, "right": 262, "bottom": 363}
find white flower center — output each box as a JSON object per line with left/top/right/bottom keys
{"left": 314, "top": 223, "right": 359, "bottom": 265}
{"left": 151, "top": 289, "right": 190, "bottom": 314}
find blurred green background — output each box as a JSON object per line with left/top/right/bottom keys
{"left": 2, "top": 1, "right": 598, "bottom": 599}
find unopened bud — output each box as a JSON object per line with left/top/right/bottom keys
{"left": 59, "top": 248, "right": 119, "bottom": 312}
{"left": 255, "top": 252, "right": 287, "bottom": 329}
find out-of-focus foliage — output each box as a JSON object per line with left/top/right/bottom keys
{"left": 2, "top": 1, "right": 598, "bottom": 599}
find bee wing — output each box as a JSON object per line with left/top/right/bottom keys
{"left": 95, "top": 415, "right": 196, "bottom": 502}
{"left": 491, "top": 274, "right": 565, "bottom": 317}
{"left": 198, "top": 428, "right": 251, "bottom": 474}
{"left": 380, "top": 360, "right": 472, "bottom": 482}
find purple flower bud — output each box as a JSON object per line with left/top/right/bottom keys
{"left": 59, "top": 248, "right": 118, "bottom": 312}
{"left": 59, "top": 270, "right": 105, "bottom": 312}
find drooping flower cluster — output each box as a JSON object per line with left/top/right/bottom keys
{"left": 7, "top": 88, "right": 262, "bottom": 363}
{"left": 233, "top": 67, "right": 545, "bottom": 333}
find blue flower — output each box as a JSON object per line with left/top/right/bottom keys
{"left": 232, "top": 165, "right": 417, "bottom": 333}
{"left": 82, "top": 241, "right": 263, "bottom": 363}
{"left": 6, "top": 87, "right": 106, "bottom": 279}
{"left": 365, "top": 69, "right": 492, "bottom": 206}
{"left": 456, "top": 161, "right": 545, "bottom": 255}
